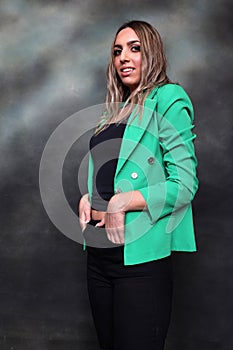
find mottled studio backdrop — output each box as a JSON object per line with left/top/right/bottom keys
{"left": 0, "top": 0, "right": 232, "bottom": 349}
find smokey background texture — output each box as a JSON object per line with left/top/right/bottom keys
{"left": 0, "top": 0, "right": 232, "bottom": 349}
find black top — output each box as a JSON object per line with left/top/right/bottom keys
{"left": 89, "top": 123, "right": 126, "bottom": 211}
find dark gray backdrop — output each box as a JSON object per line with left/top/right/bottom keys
{"left": 0, "top": 0, "right": 233, "bottom": 349}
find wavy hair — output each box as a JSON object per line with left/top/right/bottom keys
{"left": 96, "top": 20, "right": 172, "bottom": 132}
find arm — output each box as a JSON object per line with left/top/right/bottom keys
{"left": 138, "top": 84, "right": 198, "bottom": 224}
{"left": 107, "top": 190, "right": 146, "bottom": 212}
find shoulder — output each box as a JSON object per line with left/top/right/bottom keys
{"left": 157, "top": 83, "right": 194, "bottom": 118}
{"left": 158, "top": 83, "right": 192, "bottom": 104}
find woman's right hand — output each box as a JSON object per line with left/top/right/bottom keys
{"left": 78, "top": 193, "right": 91, "bottom": 232}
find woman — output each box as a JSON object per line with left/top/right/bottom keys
{"left": 79, "top": 20, "right": 198, "bottom": 350}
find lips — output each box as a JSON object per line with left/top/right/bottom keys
{"left": 120, "top": 66, "right": 135, "bottom": 76}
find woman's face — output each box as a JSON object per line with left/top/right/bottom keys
{"left": 113, "top": 27, "right": 142, "bottom": 93}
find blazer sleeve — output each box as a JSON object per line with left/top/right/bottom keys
{"left": 138, "top": 84, "right": 199, "bottom": 224}
{"left": 87, "top": 153, "right": 94, "bottom": 203}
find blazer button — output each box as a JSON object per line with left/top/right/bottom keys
{"left": 147, "top": 157, "right": 155, "bottom": 164}
{"left": 131, "top": 172, "right": 138, "bottom": 179}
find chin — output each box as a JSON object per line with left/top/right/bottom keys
{"left": 122, "top": 81, "right": 138, "bottom": 92}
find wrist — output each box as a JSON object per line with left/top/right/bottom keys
{"left": 108, "top": 193, "right": 125, "bottom": 213}
{"left": 108, "top": 192, "right": 132, "bottom": 213}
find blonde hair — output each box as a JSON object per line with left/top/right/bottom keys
{"left": 97, "top": 20, "right": 172, "bottom": 132}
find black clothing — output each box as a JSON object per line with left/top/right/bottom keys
{"left": 89, "top": 123, "right": 126, "bottom": 211}
{"left": 86, "top": 221, "right": 173, "bottom": 350}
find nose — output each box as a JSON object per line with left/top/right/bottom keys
{"left": 120, "top": 48, "right": 130, "bottom": 63}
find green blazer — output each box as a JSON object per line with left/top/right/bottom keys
{"left": 87, "top": 84, "right": 198, "bottom": 265}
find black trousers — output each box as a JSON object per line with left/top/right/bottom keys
{"left": 85, "top": 220, "right": 173, "bottom": 350}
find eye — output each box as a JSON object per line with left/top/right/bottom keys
{"left": 113, "top": 49, "right": 122, "bottom": 56}
{"left": 131, "top": 45, "right": 141, "bottom": 52}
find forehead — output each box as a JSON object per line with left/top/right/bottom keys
{"left": 114, "top": 27, "right": 139, "bottom": 44}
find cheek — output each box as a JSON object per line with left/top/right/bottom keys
{"left": 114, "top": 58, "right": 120, "bottom": 70}
{"left": 135, "top": 56, "right": 142, "bottom": 70}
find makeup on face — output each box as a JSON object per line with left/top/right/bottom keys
{"left": 113, "top": 27, "right": 142, "bottom": 93}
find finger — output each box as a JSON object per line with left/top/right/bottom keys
{"left": 106, "top": 229, "right": 114, "bottom": 243}
{"left": 79, "top": 213, "right": 90, "bottom": 232}
{"left": 84, "top": 210, "right": 91, "bottom": 223}
{"left": 106, "top": 228, "right": 124, "bottom": 244}
{"left": 95, "top": 217, "right": 105, "bottom": 227}
{"left": 105, "top": 218, "right": 124, "bottom": 243}
{"left": 80, "top": 206, "right": 91, "bottom": 222}
{"left": 79, "top": 220, "right": 87, "bottom": 233}
{"left": 105, "top": 225, "right": 115, "bottom": 243}
{"left": 114, "top": 230, "right": 124, "bottom": 244}
{"left": 79, "top": 215, "right": 89, "bottom": 224}
{"left": 81, "top": 223, "right": 87, "bottom": 233}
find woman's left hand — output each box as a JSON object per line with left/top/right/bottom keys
{"left": 95, "top": 194, "right": 126, "bottom": 244}
{"left": 95, "top": 191, "right": 146, "bottom": 244}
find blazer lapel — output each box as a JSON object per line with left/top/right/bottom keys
{"left": 115, "top": 88, "right": 158, "bottom": 177}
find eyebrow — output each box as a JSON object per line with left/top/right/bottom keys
{"left": 114, "top": 40, "right": 140, "bottom": 48}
